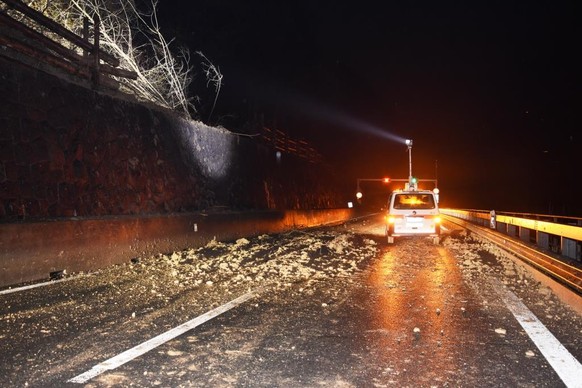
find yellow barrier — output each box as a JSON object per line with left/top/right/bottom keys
{"left": 496, "top": 215, "right": 582, "bottom": 241}
{"left": 441, "top": 208, "right": 582, "bottom": 241}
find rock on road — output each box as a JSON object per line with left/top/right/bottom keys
{"left": 1, "top": 215, "right": 581, "bottom": 387}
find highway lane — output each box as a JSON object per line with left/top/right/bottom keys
{"left": 1, "top": 215, "right": 581, "bottom": 387}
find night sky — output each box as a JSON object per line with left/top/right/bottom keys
{"left": 155, "top": 0, "right": 581, "bottom": 215}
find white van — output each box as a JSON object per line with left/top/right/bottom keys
{"left": 385, "top": 188, "right": 441, "bottom": 244}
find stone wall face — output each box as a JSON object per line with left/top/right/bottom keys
{"left": 0, "top": 57, "right": 344, "bottom": 221}
{"left": 1, "top": 57, "right": 204, "bottom": 219}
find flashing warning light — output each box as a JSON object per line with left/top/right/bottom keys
{"left": 383, "top": 177, "right": 390, "bottom": 183}
{"left": 411, "top": 177, "right": 418, "bottom": 184}
{"left": 433, "top": 188, "right": 440, "bottom": 194}
{"left": 356, "top": 192, "right": 363, "bottom": 199}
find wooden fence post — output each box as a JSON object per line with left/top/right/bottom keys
{"left": 82, "top": 17, "right": 89, "bottom": 57}
{"left": 92, "top": 14, "right": 100, "bottom": 87}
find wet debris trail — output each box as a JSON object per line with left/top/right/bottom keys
{"left": 1, "top": 224, "right": 581, "bottom": 387}
{"left": 0, "top": 228, "right": 379, "bottom": 386}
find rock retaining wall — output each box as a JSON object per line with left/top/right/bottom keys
{"left": 0, "top": 56, "right": 345, "bottom": 221}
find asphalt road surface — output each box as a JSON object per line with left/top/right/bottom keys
{"left": 1, "top": 215, "right": 581, "bottom": 387}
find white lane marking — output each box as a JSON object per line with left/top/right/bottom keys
{"left": 492, "top": 280, "right": 582, "bottom": 388}
{"left": 0, "top": 276, "right": 83, "bottom": 295}
{"left": 68, "top": 289, "right": 260, "bottom": 384}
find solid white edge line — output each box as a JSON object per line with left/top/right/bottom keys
{"left": 492, "top": 280, "right": 582, "bottom": 388}
{"left": 68, "top": 289, "right": 259, "bottom": 384}
{"left": 0, "top": 275, "right": 83, "bottom": 295}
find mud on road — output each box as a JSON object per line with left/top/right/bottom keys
{"left": 1, "top": 216, "right": 581, "bottom": 387}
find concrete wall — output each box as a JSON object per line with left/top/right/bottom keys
{"left": 0, "top": 208, "right": 355, "bottom": 287}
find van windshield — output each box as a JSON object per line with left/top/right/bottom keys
{"left": 393, "top": 194, "right": 436, "bottom": 210}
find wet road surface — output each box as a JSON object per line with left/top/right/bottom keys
{"left": 1, "top": 216, "right": 581, "bottom": 387}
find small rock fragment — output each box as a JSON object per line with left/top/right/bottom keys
{"left": 413, "top": 327, "right": 421, "bottom": 339}
{"left": 495, "top": 328, "right": 506, "bottom": 335}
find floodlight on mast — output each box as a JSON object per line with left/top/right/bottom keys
{"left": 405, "top": 139, "right": 413, "bottom": 184}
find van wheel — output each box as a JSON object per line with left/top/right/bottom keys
{"left": 387, "top": 236, "right": 394, "bottom": 244}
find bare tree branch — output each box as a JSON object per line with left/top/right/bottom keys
{"left": 10, "top": 0, "right": 225, "bottom": 120}
{"left": 68, "top": 0, "right": 194, "bottom": 117}
{"left": 196, "top": 51, "right": 223, "bottom": 122}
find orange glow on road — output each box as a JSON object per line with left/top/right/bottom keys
{"left": 363, "top": 239, "right": 477, "bottom": 384}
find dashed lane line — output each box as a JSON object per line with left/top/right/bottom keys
{"left": 492, "top": 279, "right": 582, "bottom": 388}
{"left": 68, "top": 288, "right": 260, "bottom": 384}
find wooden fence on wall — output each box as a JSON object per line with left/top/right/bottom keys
{"left": 262, "top": 126, "right": 324, "bottom": 164}
{"left": 0, "top": 0, "right": 136, "bottom": 89}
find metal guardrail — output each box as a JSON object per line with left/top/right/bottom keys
{"left": 441, "top": 214, "right": 582, "bottom": 294}
{"left": 441, "top": 208, "right": 582, "bottom": 262}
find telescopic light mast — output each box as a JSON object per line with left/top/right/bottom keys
{"left": 405, "top": 139, "right": 413, "bottom": 183}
